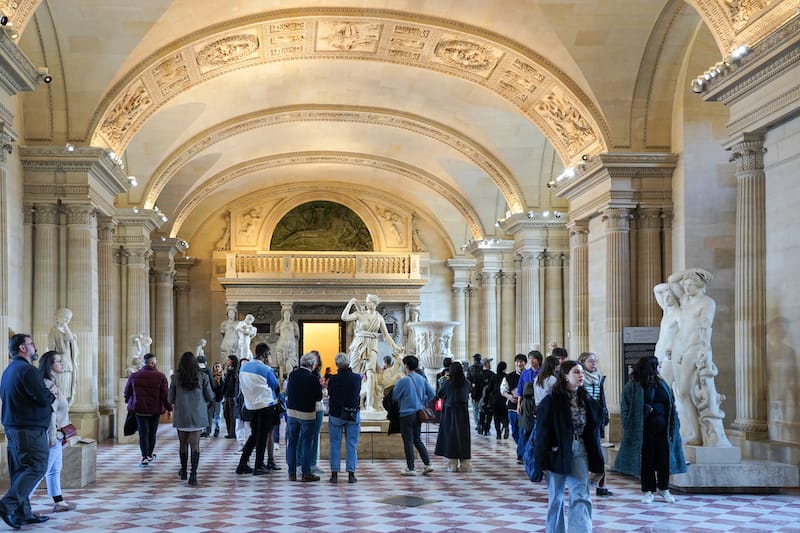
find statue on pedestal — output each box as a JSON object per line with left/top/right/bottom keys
{"left": 236, "top": 314, "right": 257, "bottom": 361}
{"left": 341, "top": 294, "right": 404, "bottom": 411}
{"left": 275, "top": 305, "right": 299, "bottom": 379}
{"left": 220, "top": 305, "right": 239, "bottom": 356}
{"left": 48, "top": 308, "right": 79, "bottom": 407}
{"left": 195, "top": 338, "right": 207, "bottom": 358}
{"left": 664, "top": 268, "right": 731, "bottom": 447}
{"left": 403, "top": 306, "right": 420, "bottom": 356}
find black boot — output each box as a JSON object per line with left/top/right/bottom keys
{"left": 328, "top": 472, "right": 338, "bottom": 483}
{"left": 188, "top": 451, "right": 199, "bottom": 486}
{"left": 178, "top": 452, "right": 188, "bottom": 480}
{"left": 348, "top": 471, "right": 358, "bottom": 483}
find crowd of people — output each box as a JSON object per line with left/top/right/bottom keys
{"left": 1, "top": 327, "right": 687, "bottom": 533}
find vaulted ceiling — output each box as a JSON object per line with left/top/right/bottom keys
{"left": 11, "top": 0, "right": 795, "bottom": 251}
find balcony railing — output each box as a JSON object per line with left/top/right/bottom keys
{"left": 224, "top": 252, "right": 427, "bottom": 280}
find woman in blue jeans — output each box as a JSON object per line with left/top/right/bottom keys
{"left": 326, "top": 352, "right": 362, "bottom": 483}
{"left": 532, "top": 360, "right": 605, "bottom": 533}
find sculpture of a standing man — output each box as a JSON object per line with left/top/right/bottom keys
{"left": 236, "top": 314, "right": 257, "bottom": 361}
{"left": 48, "top": 308, "right": 78, "bottom": 407}
{"left": 275, "top": 305, "right": 299, "bottom": 378}
{"left": 341, "top": 294, "right": 403, "bottom": 411}
{"left": 220, "top": 305, "right": 239, "bottom": 356}
{"left": 653, "top": 283, "right": 680, "bottom": 386}
{"left": 667, "top": 268, "right": 731, "bottom": 447}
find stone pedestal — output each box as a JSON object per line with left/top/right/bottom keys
{"left": 320, "top": 418, "right": 436, "bottom": 461}
{"left": 670, "top": 460, "right": 798, "bottom": 493}
{"left": 684, "top": 445, "right": 741, "bottom": 464}
{"left": 62, "top": 440, "right": 97, "bottom": 488}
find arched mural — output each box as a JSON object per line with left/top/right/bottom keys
{"left": 270, "top": 201, "right": 373, "bottom": 251}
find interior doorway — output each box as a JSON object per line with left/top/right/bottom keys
{"left": 300, "top": 321, "right": 344, "bottom": 377}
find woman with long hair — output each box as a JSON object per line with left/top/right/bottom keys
{"left": 168, "top": 351, "right": 214, "bottom": 486}
{"left": 613, "top": 355, "right": 685, "bottom": 504}
{"left": 532, "top": 360, "right": 605, "bottom": 532}
{"left": 30, "top": 350, "right": 76, "bottom": 512}
{"left": 534, "top": 355, "right": 560, "bottom": 406}
{"left": 434, "top": 361, "right": 472, "bottom": 472}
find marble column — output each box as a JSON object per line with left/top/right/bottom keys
{"left": 153, "top": 269, "right": 175, "bottom": 378}
{"left": 543, "top": 252, "right": 564, "bottom": 348}
{"left": 516, "top": 252, "right": 542, "bottom": 352}
{"left": 0, "top": 132, "right": 9, "bottom": 364}
{"left": 603, "top": 208, "right": 631, "bottom": 415}
{"left": 33, "top": 203, "right": 60, "bottom": 347}
{"left": 661, "top": 209, "right": 673, "bottom": 278}
{"left": 125, "top": 248, "right": 152, "bottom": 349}
{"left": 174, "top": 257, "right": 195, "bottom": 358}
{"left": 479, "top": 270, "right": 498, "bottom": 360}
{"left": 636, "top": 208, "right": 663, "bottom": 327}
{"left": 730, "top": 133, "right": 768, "bottom": 437}
{"left": 65, "top": 203, "right": 99, "bottom": 436}
{"left": 568, "top": 221, "right": 589, "bottom": 357}
{"left": 447, "top": 257, "right": 475, "bottom": 361}
{"left": 467, "top": 285, "right": 479, "bottom": 357}
{"left": 499, "top": 270, "right": 516, "bottom": 363}
{"left": 97, "top": 217, "right": 117, "bottom": 411}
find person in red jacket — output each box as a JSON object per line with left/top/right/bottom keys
{"left": 124, "top": 353, "right": 172, "bottom": 467}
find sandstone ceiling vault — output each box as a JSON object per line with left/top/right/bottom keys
{"left": 11, "top": 0, "right": 794, "bottom": 252}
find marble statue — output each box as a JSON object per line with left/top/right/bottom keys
{"left": 139, "top": 331, "right": 153, "bottom": 355}
{"left": 275, "top": 305, "right": 299, "bottom": 379}
{"left": 236, "top": 314, "right": 257, "bottom": 361}
{"left": 403, "top": 306, "right": 420, "bottom": 356}
{"left": 653, "top": 283, "right": 680, "bottom": 386}
{"left": 126, "top": 355, "right": 142, "bottom": 377}
{"left": 666, "top": 268, "right": 731, "bottom": 447}
{"left": 48, "top": 308, "right": 79, "bottom": 407}
{"left": 220, "top": 305, "right": 239, "bottom": 356}
{"left": 380, "top": 355, "right": 404, "bottom": 390}
{"left": 341, "top": 294, "right": 404, "bottom": 411}
{"left": 195, "top": 338, "right": 207, "bottom": 358}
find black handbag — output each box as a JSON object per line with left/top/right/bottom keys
{"left": 341, "top": 406, "right": 359, "bottom": 422}
{"left": 123, "top": 411, "right": 137, "bottom": 436}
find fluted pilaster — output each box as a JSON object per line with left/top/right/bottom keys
{"left": 730, "top": 133, "right": 768, "bottom": 436}
{"left": 22, "top": 203, "right": 33, "bottom": 331}
{"left": 568, "top": 221, "right": 589, "bottom": 356}
{"left": 451, "top": 287, "right": 467, "bottom": 360}
{"left": 153, "top": 269, "right": 175, "bottom": 377}
{"left": 97, "top": 218, "right": 117, "bottom": 410}
{"left": 661, "top": 209, "right": 673, "bottom": 281}
{"left": 174, "top": 257, "right": 195, "bottom": 358}
{"left": 468, "top": 285, "right": 479, "bottom": 357}
{"left": 479, "top": 271, "right": 499, "bottom": 360}
{"left": 603, "top": 208, "right": 631, "bottom": 412}
{"left": 543, "top": 252, "right": 564, "bottom": 349}
{"left": 637, "top": 208, "right": 663, "bottom": 326}
{"left": 65, "top": 203, "right": 99, "bottom": 416}
{"left": 499, "top": 270, "right": 516, "bottom": 363}
{"left": 515, "top": 251, "right": 542, "bottom": 352}
{"left": 125, "top": 248, "right": 152, "bottom": 345}
{"left": 33, "top": 203, "right": 60, "bottom": 347}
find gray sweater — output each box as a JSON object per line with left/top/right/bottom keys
{"left": 168, "top": 372, "right": 214, "bottom": 430}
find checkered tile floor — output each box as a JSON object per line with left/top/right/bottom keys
{"left": 6, "top": 423, "right": 799, "bottom": 532}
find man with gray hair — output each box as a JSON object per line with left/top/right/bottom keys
{"left": 286, "top": 352, "right": 323, "bottom": 481}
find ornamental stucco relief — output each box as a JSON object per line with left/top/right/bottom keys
{"left": 99, "top": 82, "right": 152, "bottom": 145}
{"left": 537, "top": 91, "right": 596, "bottom": 155}
{"left": 317, "top": 21, "right": 382, "bottom": 52}
{"left": 195, "top": 32, "right": 260, "bottom": 72}
{"left": 432, "top": 37, "right": 503, "bottom": 78}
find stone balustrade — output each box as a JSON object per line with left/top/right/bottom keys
{"left": 224, "top": 252, "right": 427, "bottom": 280}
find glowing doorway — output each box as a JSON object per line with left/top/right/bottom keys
{"left": 300, "top": 322, "right": 342, "bottom": 376}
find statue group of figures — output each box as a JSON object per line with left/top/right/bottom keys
{"left": 654, "top": 268, "right": 732, "bottom": 448}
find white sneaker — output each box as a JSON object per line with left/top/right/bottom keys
{"left": 274, "top": 443, "right": 279, "bottom": 451}
{"left": 401, "top": 468, "right": 417, "bottom": 476}
{"left": 422, "top": 465, "right": 434, "bottom": 475}
{"left": 641, "top": 491, "right": 654, "bottom": 504}
{"left": 657, "top": 489, "right": 676, "bottom": 503}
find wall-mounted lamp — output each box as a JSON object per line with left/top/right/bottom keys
{"left": 38, "top": 67, "right": 52, "bottom": 84}
{"left": 132, "top": 207, "right": 139, "bottom": 214}
{"left": 554, "top": 211, "right": 562, "bottom": 219}
{"left": 581, "top": 154, "right": 589, "bottom": 161}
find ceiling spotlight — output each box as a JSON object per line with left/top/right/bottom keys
{"left": 43, "top": 75, "right": 53, "bottom": 83}
{"left": 127, "top": 176, "right": 138, "bottom": 187}
{"left": 581, "top": 154, "right": 589, "bottom": 161}
{"left": 542, "top": 210, "right": 551, "bottom": 218}
{"left": 731, "top": 44, "right": 751, "bottom": 61}
{"left": 0, "top": 15, "right": 8, "bottom": 26}
{"left": 160, "top": 236, "right": 166, "bottom": 242}
{"left": 132, "top": 207, "right": 139, "bottom": 214}
{"left": 526, "top": 210, "right": 535, "bottom": 219}
{"left": 691, "top": 78, "right": 706, "bottom": 93}
{"left": 554, "top": 211, "right": 562, "bottom": 219}
{"left": 546, "top": 180, "right": 556, "bottom": 189}
{"left": 65, "top": 143, "right": 74, "bottom": 152}
{"left": 160, "top": 214, "right": 168, "bottom": 222}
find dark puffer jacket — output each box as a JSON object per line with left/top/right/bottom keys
{"left": 124, "top": 365, "right": 171, "bottom": 415}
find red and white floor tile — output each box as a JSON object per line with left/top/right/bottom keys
{"left": 4, "top": 424, "right": 798, "bottom": 532}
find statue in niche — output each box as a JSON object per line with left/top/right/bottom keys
{"left": 236, "top": 314, "right": 257, "bottom": 361}
{"left": 220, "top": 305, "right": 239, "bottom": 356}
{"left": 411, "top": 214, "right": 427, "bottom": 252}
{"left": 48, "top": 308, "right": 79, "bottom": 407}
{"left": 270, "top": 201, "right": 373, "bottom": 251}
{"left": 341, "top": 294, "right": 404, "bottom": 411}
{"left": 664, "top": 268, "right": 731, "bottom": 447}
{"left": 214, "top": 211, "right": 231, "bottom": 250}
{"left": 403, "top": 306, "right": 420, "bottom": 356}
{"left": 274, "top": 305, "right": 299, "bottom": 379}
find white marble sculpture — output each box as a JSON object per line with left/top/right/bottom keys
{"left": 195, "top": 338, "right": 207, "bottom": 358}
{"left": 220, "top": 305, "right": 239, "bottom": 356}
{"left": 126, "top": 355, "right": 142, "bottom": 377}
{"left": 48, "top": 308, "right": 78, "bottom": 407}
{"left": 236, "top": 314, "right": 257, "bottom": 361}
{"left": 664, "top": 268, "right": 731, "bottom": 447}
{"left": 341, "top": 294, "right": 404, "bottom": 412}
{"left": 653, "top": 283, "right": 680, "bottom": 386}
{"left": 403, "top": 306, "right": 420, "bottom": 356}
{"left": 274, "top": 305, "right": 299, "bottom": 379}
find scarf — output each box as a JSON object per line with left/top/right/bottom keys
{"left": 213, "top": 370, "right": 223, "bottom": 387}
{"left": 583, "top": 368, "right": 601, "bottom": 387}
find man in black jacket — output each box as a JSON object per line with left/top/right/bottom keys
{"left": 466, "top": 354, "right": 483, "bottom": 429}
{"left": 286, "top": 352, "right": 323, "bottom": 482}
{"left": 0, "top": 334, "right": 54, "bottom": 529}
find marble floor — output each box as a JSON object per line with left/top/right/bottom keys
{"left": 5, "top": 423, "right": 799, "bottom": 532}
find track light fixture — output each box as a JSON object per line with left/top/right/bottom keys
{"left": 65, "top": 143, "right": 75, "bottom": 152}
{"left": 0, "top": 15, "right": 8, "bottom": 26}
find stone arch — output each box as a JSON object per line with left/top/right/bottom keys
{"left": 141, "top": 104, "right": 525, "bottom": 213}
{"left": 168, "top": 152, "right": 487, "bottom": 242}
{"left": 86, "top": 9, "right": 611, "bottom": 166}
